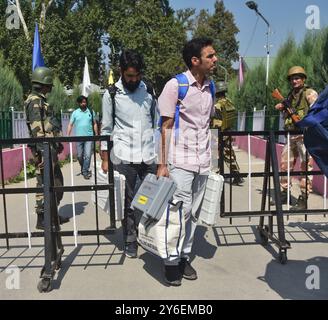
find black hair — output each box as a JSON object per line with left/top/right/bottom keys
{"left": 76, "top": 95, "right": 88, "bottom": 104}
{"left": 119, "top": 49, "right": 145, "bottom": 72}
{"left": 182, "top": 37, "right": 214, "bottom": 69}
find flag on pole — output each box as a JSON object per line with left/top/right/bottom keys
{"left": 82, "top": 57, "right": 91, "bottom": 97}
{"left": 108, "top": 69, "right": 115, "bottom": 85}
{"left": 32, "top": 22, "right": 45, "bottom": 71}
{"left": 238, "top": 56, "right": 244, "bottom": 91}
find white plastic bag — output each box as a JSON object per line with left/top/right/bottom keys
{"left": 138, "top": 200, "right": 185, "bottom": 259}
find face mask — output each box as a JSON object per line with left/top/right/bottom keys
{"left": 122, "top": 78, "right": 141, "bottom": 92}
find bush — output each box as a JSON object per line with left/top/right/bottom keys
{"left": 0, "top": 53, "right": 23, "bottom": 111}
{"left": 88, "top": 91, "right": 102, "bottom": 114}
{"left": 47, "top": 77, "right": 70, "bottom": 113}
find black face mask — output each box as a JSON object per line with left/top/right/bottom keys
{"left": 122, "top": 78, "right": 141, "bottom": 92}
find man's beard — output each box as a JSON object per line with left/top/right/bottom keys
{"left": 122, "top": 78, "right": 141, "bottom": 92}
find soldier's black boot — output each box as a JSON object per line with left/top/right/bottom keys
{"left": 36, "top": 214, "right": 44, "bottom": 230}
{"left": 270, "top": 191, "right": 292, "bottom": 206}
{"left": 291, "top": 194, "right": 307, "bottom": 211}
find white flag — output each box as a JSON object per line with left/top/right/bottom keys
{"left": 82, "top": 57, "right": 91, "bottom": 97}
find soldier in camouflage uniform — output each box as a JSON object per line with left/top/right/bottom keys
{"left": 274, "top": 66, "right": 317, "bottom": 210}
{"left": 25, "top": 67, "right": 69, "bottom": 230}
{"left": 211, "top": 81, "right": 244, "bottom": 186}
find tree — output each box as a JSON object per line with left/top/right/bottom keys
{"left": 0, "top": 1, "right": 108, "bottom": 92}
{"left": 47, "top": 77, "right": 70, "bottom": 113}
{"left": 228, "top": 29, "right": 328, "bottom": 129}
{"left": 107, "top": 0, "right": 187, "bottom": 94}
{"left": 88, "top": 91, "right": 102, "bottom": 114}
{"left": 301, "top": 29, "right": 328, "bottom": 91}
{"left": 0, "top": 52, "right": 23, "bottom": 110}
{"left": 192, "top": 0, "right": 239, "bottom": 80}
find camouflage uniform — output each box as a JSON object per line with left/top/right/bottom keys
{"left": 24, "top": 69, "right": 64, "bottom": 225}
{"left": 280, "top": 86, "right": 314, "bottom": 195}
{"left": 274, "top": 66, "right": 318, "bottom": 210}
{"left": 211, "top": 85, "right": 243, "bottom": 185}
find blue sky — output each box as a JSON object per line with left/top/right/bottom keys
{"left": 172, "top": 0, "right": 328, "bottom": 58}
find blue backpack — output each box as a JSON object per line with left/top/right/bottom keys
{"left": 159, "top": 73, "right": 216, "bottom": 141}
{"left": 297, "top": 86, "right": 328, "bottom": 178}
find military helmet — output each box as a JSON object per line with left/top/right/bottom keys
{"left": 216, "top": 81, "right": 228, "bottom": 93}
{"left": 31, "top": 67, "right": 53, "bottom": 85}
{"left": 287, "top": 66, "right": 307, "bottom": 80}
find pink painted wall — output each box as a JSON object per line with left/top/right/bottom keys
{"left": 235, "top": 136, "right": 328, "bottom": 196}
{"left": 1, "top": 143, "right": 75, "bottom": 181}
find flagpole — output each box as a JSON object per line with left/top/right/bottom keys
{"left": 238, "top": 55, "right": 244, "bottom": 91}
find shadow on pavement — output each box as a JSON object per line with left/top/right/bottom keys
{"left": 287, "top": 222, "right": 328, "bottom": 243}
{"left": 52, "top": 245, "right": 82, "bottom": 290}
{"left": 258, "top": 256, "right": 328, "bottom": 300}
{"left": 59, "top": 202, "right": 88, "bottom": 218}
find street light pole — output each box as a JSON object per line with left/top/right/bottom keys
{"left": 246, "top": 1, "right": 271, "bottom": 108}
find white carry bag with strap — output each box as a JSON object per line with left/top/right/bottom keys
{"left": 138, "top": 200, "right": 185, "bottom": 259}
{"left": 198, "top": 172, "right": 224, "bottom": 226}
{"left": 91, "top": 162, "right": 125, "bottom": 221}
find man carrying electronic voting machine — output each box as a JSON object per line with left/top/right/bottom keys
{"left": 157, "top": 37, "right": 218, "bottom": 286}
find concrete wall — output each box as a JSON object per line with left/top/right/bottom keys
{"left": 235, "top": 135, "right": 327, "bottom": 196}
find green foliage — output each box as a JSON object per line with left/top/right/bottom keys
{"left": 47, "top": 77, "right": 70, "bottom": 113}
{"left": 88, "top": 91, "right": 102, "bottom": 114}
{"left": 233, "top": 63, "right": 267, "bottom": 112}
{"left": 192, "top": 0, "right": 239, "bottom": 80}
{"left": 67, "top": 79, "right": 82, "bottom": 111}
{"left": 6, "top": 156, "right": 70, "bottom": 185}
{"left": 1, "top": 0, "right": 241, "bottom": 98}
{"left": 0, "top": 53, "right": 23, "bottom": 110}
{"left": 0, "top": 1, "right": 108, "bottom": 92}
{"left": 8, "top": 161, "right": 36, "bottom": 184}
{"left": 43, "top": 2, "right": 106, "bottom": 87}
{"left": 229, "top": 28, "right": 328, "bottom": 116}
{"left": 107, "top": 0, "right": 187, "bottom": 94}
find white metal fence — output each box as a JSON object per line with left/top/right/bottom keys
{"left": 12, "top": 112, "right": 71, "bottom": 139}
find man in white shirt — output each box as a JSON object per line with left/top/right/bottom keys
{"left": 101, "top": 49, "right": 158, "bottom": 258}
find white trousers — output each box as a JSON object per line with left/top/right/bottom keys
{"left": 165, "top": 164, "right": 208, "bottom": 265}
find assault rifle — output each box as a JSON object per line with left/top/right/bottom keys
{"left": 272, "top": 89, "right": 300, "bottom": 124}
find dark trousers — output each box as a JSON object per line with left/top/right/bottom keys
{"left": 114, "top": 162, "right": 157, "bottom": 244}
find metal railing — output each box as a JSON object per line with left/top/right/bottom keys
{"left": 0, "top": 135, "right": 116, "bottom": 292}
{"left": 218, "top": 130, "right": 328, "bottom": 264}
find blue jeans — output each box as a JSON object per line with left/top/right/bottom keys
{"left": 77, "top": 141, "right": 93, "bottom": 176}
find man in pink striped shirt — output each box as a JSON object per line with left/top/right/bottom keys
{"left": 157, "top": 38, "right": 217, "bottom": 286}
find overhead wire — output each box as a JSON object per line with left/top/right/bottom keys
{"left": 243, "top": 15, "right": 260, "bottom": 57}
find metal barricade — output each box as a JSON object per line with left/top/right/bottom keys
{"left": 0, "top": 135, "right": 116, "bottom": 292}
{"left": 218, "top": 130, "right": 328, "bottom": 264}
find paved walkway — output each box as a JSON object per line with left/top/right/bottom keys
{"left": 0, "top": 149, "right": 328, "bottom": 300}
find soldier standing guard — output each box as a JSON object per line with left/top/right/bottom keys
{"left": 211, "top": 81, "right": 244, "bottom": 186}
{"left": 24, "top": 67, "right": 69, "bottom": 230}
{"left": 273, "top": 66, "right": 317, "bottom": 210}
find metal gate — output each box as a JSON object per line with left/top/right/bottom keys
{"left": 218, "top": 130, "right": 328, "bottom": 264}
{"left": 0, "top": 135, "right": 116, "bottom": 292}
